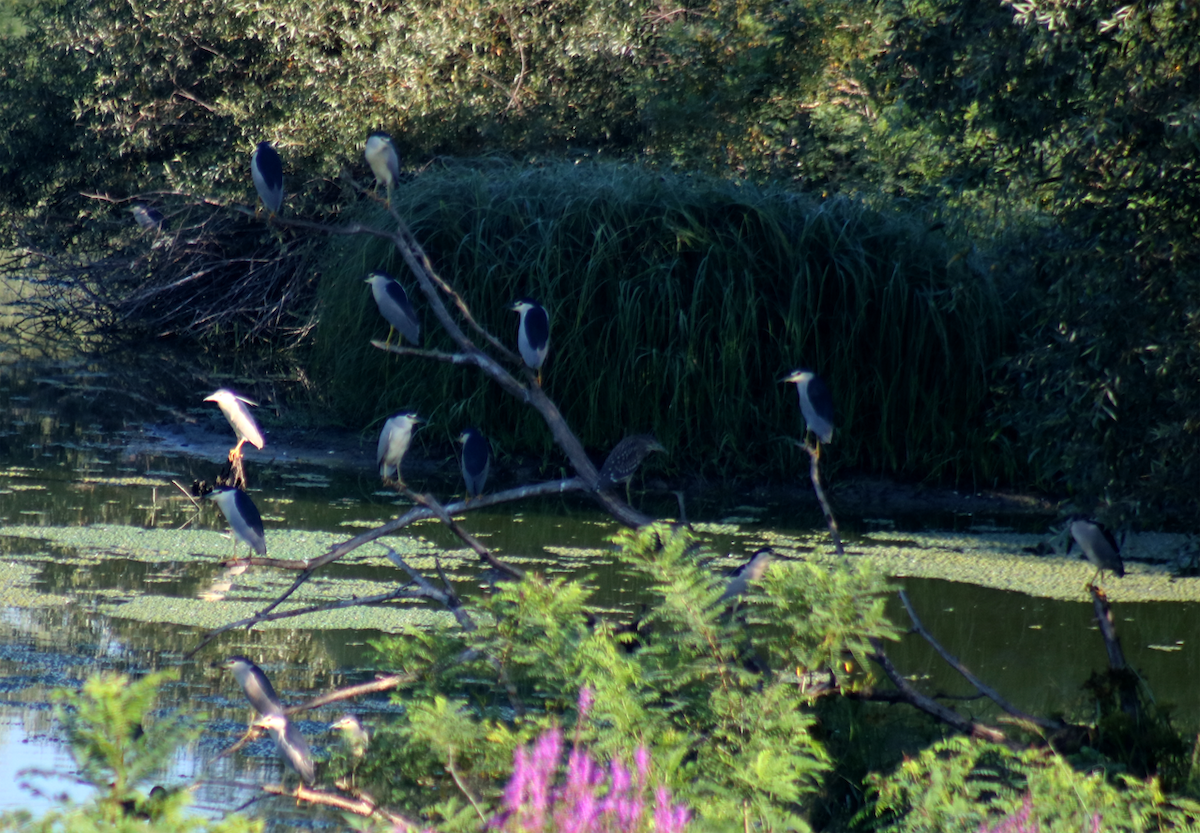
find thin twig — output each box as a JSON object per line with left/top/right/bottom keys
{"left": 384, "top": 546, "right": 476, "bottom": 632}
{"left": 447, "top": 746, "right": 488, "bottom": 823}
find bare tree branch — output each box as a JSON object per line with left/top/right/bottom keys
{"left": 867, "top": 638, "right": 1010, "bottom": 744}
{"left": 898, "top": 590, "right": 1066, "bottom": 731}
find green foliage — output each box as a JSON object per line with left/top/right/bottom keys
{"left": 863, "top": 0, "right": 1200, "bottom": 519}
{"left": 0, "top": 671, "right": 260, "bottom": 833}
{"left": 362, "top": 523, "right": 902, "bottom": 829}
{"left": 863, "top": 735, "right": 1200, "bottom": 833}
{"left": 310, "top": 160, "right": 1008, "bottom": 483}
{"left": 755, "top": 557, "right": 898, "bottom": 689}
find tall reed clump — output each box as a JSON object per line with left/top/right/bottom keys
{"left": 309, "top": 159, "right": 1010, "bottom": 483}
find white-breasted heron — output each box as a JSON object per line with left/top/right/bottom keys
{"left": 254, "top": 713, "right": 315, "bottom": 789}
{"left": 782, "top": 369, "right": 834, "bottom": 445}
{"left": 204, "top": 389, "right": 265, "bottom": 459}
{"left": 251, "top": 141, "right": 284, "bottom": 216}
{"left": 1068, "top": 518, "right": 1124, "bottom": 587}
{"left": 222, "top": 655, "right": 284, "bottom": 717}
{"left": 377, "top": 411, "right": 422, "bottom": 486}
{"left": 331, "top": 713, "right": 370, "bottom": 759}
{"left": 509, "top": 298, "right": 549, "bottom": 385}
{"left": 364, "top": 271, "right": 420, "bottom": 346}
{"left": 458, "top": 427, "right": 490, "bottom": 499}
{"left": 207, "top": 486, "right": 267, "bottom": 558}
{"left": 720, "top": 547, "right": 774, "bottom": 602}
{"left": 364, "top": 131, "right": 401, "bottom": 196}
{"left": 130, "top": 204, "right": 165, "bottom": 231}
{"left": 597, "top": 434, "right": 665, "bottom": 502}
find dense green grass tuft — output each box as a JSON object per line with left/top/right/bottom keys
{"left": 309, "top": 160, "right": 1010, "bottom": 484}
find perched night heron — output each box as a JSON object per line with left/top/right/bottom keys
{"left": 364, "top": 271, "right": 420, "bottom": 346}
{"left": 597, "top": 434, "right": 666, "bottom": 503}
{"left": 1068, "top": 518, "right": 1124, "bottom": 587}
{"left": 364, "top": 131, "right": 401, "bottom": 197}
{"left": 331, "top": 713, "right": 370, "bottom": 759}
{"left": 782, "top": 369, "right": 834, "bottom": 445}
{"left": 207, "top": 486, "right": 267, "bottom": 558}
{"left": 222, "top": 655, "right": 284, "bottom": 717}
{"left": 377, "top": 411, "right": 423, "bottom": 486}
{"left": 509, "top": 298, "right": 549, "bottom": 385}
{"left": 254, "top": 713, "right": 316, "bottom": 789}
{"left": 458, "top": 428, "right": 491, "bottom": 500}
{"left": 204, "top": 389, "right": 265, "bottom": 459}
{"left": 130, "top": 204, "right": 165, "bottom": 231}
{"left": 251, "top": 141, "right": 284, "bottom": 216}
{"left": 720, "top": 547, "right": 774, "bottom": 603}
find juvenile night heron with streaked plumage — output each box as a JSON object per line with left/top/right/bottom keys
{"left": 364, "top": 131, "right": 401, "bottom": 197}
{"left": 204, "top": 389, "right": 265, "bottom": 459}
{"left": 254, "top": 713, "right": 316, "bottom": 789}
{"left": 509, "top": 298, "right": 549, "bottom": 385}
{"left": 782, "top": 369, "right": 834, "bottom": 445}
{"left": 458, "top": 428, "right": 490, "bottom": 500}
{"left": 597, "top": 434, "right": 665, "bottom": 503}
{"left": 251, "top": 141, "right": 284, "bottom": 216}
{"left": 1068, "top": 517, "right": 1124, "bottom": 588}
{"left": 222, "top": 655, "right": 284, "bottom": 717}
{"left": 207, "top": 486, "right": 267, "bottom": 558}
{"left": 365, "top": 271, "right": 420, "bottom": 346}
{"left": 378, "top": 411, "right": 422, "bottom": 486}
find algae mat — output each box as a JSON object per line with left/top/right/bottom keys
{"left": 756, "top": 529, "right": 1200, "bottom": 603}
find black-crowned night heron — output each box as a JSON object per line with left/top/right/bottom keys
{"left": 458, "top": 427, "right": 490, "bottom": 500}
{"left": 377, "top": 411, "right": 422, "bottom": 486}
{"left": 207, "top": 486, "right": 267, "bottom": 558}
{"left": 509, "top": 298, "right": 549, "bottom": 385}
{"left": 130, "top": 204, "right": 165, "bottom": 231}
{"left": 222, "top": 655, "right": 284, "bottom": 717}
{"left": 720, "top": 547, "right": 774, "bottom": 602}
{"left": 251, "top": 141, "right": 284, "bottom": 216}
{"left": 782, "top": 369, "right": 834, "bottom": 445}
{"left": 597, "top": 434, "right": 666, "bottom": 502}
{"left": 254, "top": 713, "right": 316, "bottom": 789}
{"left": 364, "top": 271, "right": 420, "bottom": 346}
{"left": 331, "top": 713, "right": 370, "bottom": 759}
{"left": 204, "top": 389, "right": 265, "bottom": 459}
{"left": 1068, "top": 518, "right": 1124, "bottom": 587}
{"left": 364, "top": 131, "right": 401, "bottom": 196}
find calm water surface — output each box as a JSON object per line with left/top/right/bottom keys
{"left": 1, "top": 351, "right": 1198, "bottom": 824}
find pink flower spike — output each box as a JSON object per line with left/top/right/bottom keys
{"left": 634, "top": 746, "right": 650, "bottom": 789}
{"left": 578, "top": 687, "right": 594, "bottom": 722}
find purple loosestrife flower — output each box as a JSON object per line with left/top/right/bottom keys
{"left": 977, "top": 794, "right": 1040, "bottom": 833}
{"left": 654, "top": 786, "right": 690, "bottom": 833}
{"left": 495, "top": 690, "right": 691, "bottom": 833}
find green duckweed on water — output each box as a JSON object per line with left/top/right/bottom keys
{"left": 755, "top": 529, "right": 1200, "bottom": 603}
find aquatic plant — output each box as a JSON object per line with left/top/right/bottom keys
{"left": 864, "top": 736, "right": 1200, "bottom": 833}
{"left": 311, "top": 160, "right": 1005, "bottom": 485}
{"left": 0, "top": 671, "right": 260, "bottom": 833}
